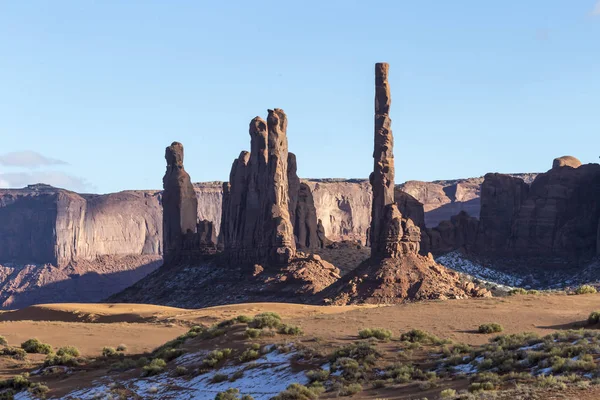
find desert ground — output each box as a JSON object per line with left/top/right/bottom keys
{"left": 0, "top": 293, "right": 600, "bottom": 399}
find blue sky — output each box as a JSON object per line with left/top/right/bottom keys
{"left": 0, "top": 1, "right": 598, "bottom": 194}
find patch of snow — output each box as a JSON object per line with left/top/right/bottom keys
{"left": 451, "top": 362, "right": 479, "bottom": 374}
{"left": 518, "top": 343, "right": 544, "bottom": 351}
{"left": 436, "top": 251, "right": 523, "bottom": 288}
{"left": 53, "top": 350, "right": 309, "bottom": 400}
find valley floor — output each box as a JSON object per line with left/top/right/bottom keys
{"left": 1, "top": 293, "right": 600, "bottom": 399}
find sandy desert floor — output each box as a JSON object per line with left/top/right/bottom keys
{"left": 1, "top": 294, "right": 600, "bottom": 398}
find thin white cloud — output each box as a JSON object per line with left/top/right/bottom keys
{"left": 593, "top": 1, "right": 600, "bottom": 15}
{"left": 0, "top": 171, "right": 93, "bottom": 192}
{"left": 0, "top": 151, "right": 68, "bottom": 168}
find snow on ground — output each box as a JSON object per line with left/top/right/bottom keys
{"left": 436, "top": 251, "right": 523, "bottom": 288}
{"left": 17, "top": 348, "right": 309, "bottom": 400}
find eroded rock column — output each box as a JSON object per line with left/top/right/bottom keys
{"left": 162, "top": 142, "right": 199, "bottom": 263}
{"left": 370, "top": 62, "right": 396, "bottom": 257}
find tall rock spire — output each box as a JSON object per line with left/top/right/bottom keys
{"left": 370, "top": 62, "right": 396, "bottom": 257}
{"left": 162, "top": 142, "right": 199, "bottom": 263}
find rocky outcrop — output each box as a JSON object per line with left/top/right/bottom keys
{"left": 221, "top": 111, "right": 296, "bottom": 266}
{"left": 422, "top": 211, "right": 479, "bottom": 254}
{"left": 162, "top": 142, "right": 217, "bottom": 263}
{"left": 323, "top": 63, "right": 490, "bottom": 305}
{"left": 288, "top": 153, "right": 324, "bottom": 249}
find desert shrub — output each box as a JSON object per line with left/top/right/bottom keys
{"left": 338, "top": 383, "right": 362, "bottom": 396}
{"left": 235, "top": 315, "right": 253, "bottom": 324}
{"left": 155, "top": 347, "right": 185, "bottom": 362}
{"left": 44, "top": 353, "right": 80, "bottom": 367}
{"left": 249, "top": 312, "right": 282, "bottom": 329}
{"left": 56, "top": 346, "right": 80, "bottom": 357}
{"left": 330, "top": 341, "right": 380, "bottom": 364}
{"left": 239, "top": 348, "right": 260, "bottom": 362}
{"left": 102, "top": 346, "right": 118, "bottom": 357}
{"left": 0, "top": 347, "right": 26, "bottom": 360}
{"left": 211, "top": 373, "right": 229, "bottom": 383}
{"left": 399, "top": 329, "right": 444, "bottom": 345}
{"left": 358, "top": 328, "right": 392, "bottom": 341}
{"left": 29, "top": 382, "right": 50, "bottom": 397}
{"left": 306, "top": 369, "right": 330, "bottom": 383}
{"left": 21, "top": 338, "right": 53, "bottom": 354}
{"left": 245, "top": 328, "right": 262, "bottom": 339}
{"left": 574, "top": 285, "right": 597, "bottom": 295}
{"left": 272, "top": 383, "right": 320, "bottom": 400}
{"left": 528, "top": 290, "right": 540, "bottom": 295}
{"left": 508, "top": 288, "right": 528, "bottom": 296}
{"left": 0, "top": 336, "right": 7, "bottom": 346}
{"left": 116, "top": 344, "right": 127, "bottom": 352}
{"left": 440, "top": 388, "right": 457, "bottom": 398}
{"left": 214, "top": 388, "right": 255, "bottom": 400}
{"left": 110, "top": 358, "right": 137, "bottom": 372}
{"left": 230, "top": 370, "right": 244, "bottom": 382}
{"left": 175, "top": 366, "right": 188, "bottom": 376}
{"left": 278, "top": 325, "right": 303, "bottom": 336}
{"left": 468, "top": 381, "right": 496, "bottom": 392}
{"left": 588, "top": 311, "right": 600, "bottom": 324}
{"left": 0, "top": 374, "right": 31, "bottom": 391}
{"left": 142, "top": 358, "right": 166, "bottom": 376}
{"left": 478, "top": 323, "right": 504, "bottom": 334}
{"left": 202, "top": 348, "right": 233, "bottom": 368}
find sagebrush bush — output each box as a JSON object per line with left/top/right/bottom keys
{"left": 202, "top": 348, "right": 232, "bottom": 368}
{"left": 116, "top": 344, "right": 127, "bottom": 352}
{"left": 249, "top": 312, "right": 282, "bottom": 329}
{"left": 508, "top": 288, "right": 528, "bottom": 296}
{"left": 278, "top": 324, "right": 303, "bottom": 335}
{"left": 245, "top": 328, "right": 262, "bottom": 339}
{"left": 0, "top": 347, "right": 26, "bottom": 360}
{"left": 440, "top": 388, "right": 457, "bottom": 398}
{"left": 0, "top": 336, "right": 7, "bottom": 346}
{"left": 235, "top": 315, "right": 253, "bottom": 324}
{"left": 56, "top": 346, "right": 80, "bottom": 357}
{"left": 101, "top": 346, "right": 118, "bottom": 357}
{"left": 478, "top": 323, "right": 503, "bottom": 334}
{"left": 214, "top": 388, "right": 255, "bottom": 400}
{"left": 21, "top": 338, "right": 53, "bottom": 354}
{"left": 44, "top": 353, "right": 80, "bottom": 367}
{"left": 338, "top": 383, "right": 362, "bottom": 396}
{"left": 399, "top": 329, "right": 444, "bottom": 345}
{"left": 306, "top": 369, "right": 330, "bottom": 383}
{"left": 110, "top": 359, "right": 137, "bottom": 372}
{"left": 589, "top": 311, "right": 600, "bottom": 324}
{"left": 358, "top": 328, "right": 392, "bottom": 341}
{"left": 575, "top": 285, "right": 597, "bottom": 295}
{"left": 272, "top": 383, "right": 320, "bottom": 400}
{"left": 239, "top": 348, "right": 260, "bottom": 362}
{"left": 142, "top": 358, "right": 166, "bottom": 376}
{"left": 211, "top": 373, "right": 229, "bottom": 383}
{"left": 29, "top": 382, "right": 49, "bottom": 397}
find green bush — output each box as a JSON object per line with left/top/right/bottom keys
{"left": 278, "top": 325, "right": 303, "bottom": 335}
{"left": 136, "top": 357, "right": 149, "bottom": 367}
{"left": 0, "top": 347, "right": 26, "bottom": 360}
{"left": 214, "top": 388, "right": 254, "bottom": 400}
{"left": 29, "top": 382, "right": 50, "bottom": 397}
{"left": 358, "top": 328, "right": 392, "bottom": 341}
{"left": 399, "top": 329, "right": 443, "bottom": 345}
{"left": 478, "top": 323, "right": 504, "bottom": 334}
{"left": 44, "top": 353, "right": 80, "bottom": 367}
{"left": 235, "top": 315, "right": 253, "bottom": 324}
{"left": 440, "top": 388, "right": 457, "bottom": 398}
{"left": 249, "top": 312, "right": 282, "bottom": 329}
{"left": 202, "top": 349, "right": 232, "bottom": 368}
{"left": 175, "top": 366, "right": 188, "bottom": 376}
{"left": 508, "top": 288, "right": 528, "bottom": 296}
{"left": 21, "top": 338, "right": 53, "bottom": 354}
{"left": 110, "top": 358, "right": 137, "bottom": 372}
{"left": 306, "top": 369, "right": 330, "bottom": 383}
{"left": 116, "top": 344, "right": 127, "bottom": 352}
{"left": 245, "top": 328, "right": 262, "bottom": 339}
{"left": 239, "top": 348, "right": 260, "bottom": 362}
{"left": 338, "top": 383, "right": 362, "bottom": 396}
{"left": 272, "top": 383, "right": 320, "bottom": 400}
{"left": 211, "top": 373, "right": 229, "bottom": 383}
{"left": 56, "top": 346, "right": 80, "bottom": 357}
{"left": 574, "top": 285, "right": 597, "bottom": 295}
{"left": 142, "top": 358, "right": 166, "bottom": 376}
{"left": 469, "top": 381, "right": 496, "bottom": 392}
{"left": 102, "top": 346, "right": 118, "bottom": 357}
{"left": 0, "top": 374, "right": 31, "bottom": 391}
{"left": 589, "top": 311, "right": 600, "bottom": 324}
{"left": 0, "top": 336, "right": 7, "bottom": 346}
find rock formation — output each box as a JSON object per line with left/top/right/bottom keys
{"left": 476, "top": 156, "right": 600, "bottom": 260}
{"left": 370, "top": 62, "right": 395, "bottom": 257}
{"left": 323, "top": 63, "right": 490, "bottom": 305}
{"left": 162, "top": 142, "right": 217, "bottom": 263}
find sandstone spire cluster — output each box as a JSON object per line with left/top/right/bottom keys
{"left": 162, "top": 142, "right": 216, "bottom": 263}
